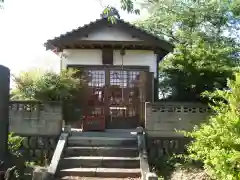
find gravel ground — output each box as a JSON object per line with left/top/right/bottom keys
{"left": 62, "top": 176, "right": 140, "bottom": 180}
{"left": 61, "top": 177, "right": 140, "bottom": 180}
{"left": 169, "top": 168, "right": 212, "bottom": 180}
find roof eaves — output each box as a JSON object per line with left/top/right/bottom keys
{"left": 45, "top": 18, "right": 174, "bottom": 52}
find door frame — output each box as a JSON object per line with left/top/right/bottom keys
{"left": 68, "top": 65, "right": 150, "bottom": 71}
{"left": 67, "top": 65, "right": 151, "bottom": 129}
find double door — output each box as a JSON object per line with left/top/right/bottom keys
{"left": 83, "top": 67, "right": 151, "bottom": 129}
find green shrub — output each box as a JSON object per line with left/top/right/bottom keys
{"left": 8, "top": 133, "right": 24, "bottom": 158}
{"left": 185, "top": 73, "right": 240, "bottom": 180}
{"left": 8, "top": 133, "right": 25, "bottom": 179}
{"left": 8, "top": 133, "right": 38, "bottom": 179}
{"left": 11, "top": 68, "right": 86, "bottom": 101}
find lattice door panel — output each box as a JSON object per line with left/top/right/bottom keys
{"left": 85, "top": 70, "right": 105, "bottom": 109}
{"left": 82, "top": 70, "right": 106, "bottom": 130}
{"left": 127, "top": 71, "right": 140, "bottom": 117}
{"left": 106, "top": 70, "right": 141, "bottom": 129}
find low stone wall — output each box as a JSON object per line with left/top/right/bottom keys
{"left": 146, "top": 136, "right": 192, "bottom": 171}
{"left": 21, "top": 136, "right": 58, "bottom": 164}
{"left": 9, "top": 101, "right": 62, "bottom": 164}
{"left": 147, "top": 136, "right": 191, "bottom": 159}
{"left": 9, "top": 101, "right": 62, "bottom": 136}
{"left": 145, "top": 102, "right": 211, "bottom": 137}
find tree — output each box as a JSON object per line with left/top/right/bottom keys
{"left": 134, "top": 0, "right": 240, "bottom": 41}
{"left": 118, "top": 0, "right": 140, "bottom": 14}
{"left": 119, "top": 0, "right": 240, "bottom": 101}
{"left": 0, "top": 0, "right": 4, "bottom": 9}
{"left": 101, "top": 6, "right": 121, "bottom": 19}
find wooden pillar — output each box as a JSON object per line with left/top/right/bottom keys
{"left": 0, "top": 65, "right": 10, "bottom": 161}
{"left": 154, "top": 54, "right": 160, "bottom": 102}
{"left": 153, "top": 58, "right": 159, "bottom": 101}
{"left": 145, "top": 72, "right": 154, "bottom": 103}
{"left": 154, "top": 53, "right": 166, "bottom": 101}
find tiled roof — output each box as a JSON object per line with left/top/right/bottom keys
{"left": 45, "top": 18, "right": 174, "bottom": 52}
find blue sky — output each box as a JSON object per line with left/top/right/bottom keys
{"left": 0, "top": 0, "right": 144, "bottom": 74}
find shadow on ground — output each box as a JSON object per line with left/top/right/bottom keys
{"left": 149, "top": 154, "right": 212, "bottom": 180}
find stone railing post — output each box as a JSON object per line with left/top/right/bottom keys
{"left": 0, "top": 65, "right": 10, "bottom": 161}
{"left": 136, "top": 127, "right": 158, "bottom": 180}
{"left": 145, "top": 102, "right": 152, "bottom": 129}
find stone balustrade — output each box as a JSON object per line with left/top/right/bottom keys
{"left": 145, "top": 102, "right": 211, "bottom": 137}
{"left": 8, "top": 101, "right": 62, "bottom": 163}
{"left": 9, "top": 101, "right": 62, "bottom": 136}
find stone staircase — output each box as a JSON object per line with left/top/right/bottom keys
{"left": 55, "top": 131, "right": 141, "bottom": 179}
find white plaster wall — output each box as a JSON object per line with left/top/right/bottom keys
{"left": 80, "top": 27, "right": 142, "bottom": 41}
{"left": 62, "top": 49, "right": 102, "bottom": 68}
{"left": 62, "top": 49, "right": 157, "bottom": 78}
{"left": 113, "top": 50, "right": 157, "bottom": 77}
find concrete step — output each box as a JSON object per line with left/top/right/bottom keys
{"left": 71, "top": 130, "right": 137, "bottom": 138}
{"left": 64, "top": 146, "right": 139, "bottom": 157}
{"left": 58, "top": 168, "right": 141, "bottom": 178}
{"left": 68, "top": 136, "right": 137, "bottom": 147}
{"left": 59, "top": 156, "right": 140, "bottom": 169}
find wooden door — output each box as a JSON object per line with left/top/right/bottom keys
{"left": 105, "top": 69, "right": 142, "bottom": 129}
{"left": 81, "top": 67, "right": 151, "bottom": 130}
{"left": 82, "top": 69, "right": 106, "bottom": 130}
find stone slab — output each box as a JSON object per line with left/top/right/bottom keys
{"left": 58, "top": 168, "right": 141, "bottom": 178}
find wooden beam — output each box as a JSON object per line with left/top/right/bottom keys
{"left": 57, "top": 40, "right": 151, "bottom": 46}
{"left": 58, "top": 41, "right": 166, "bottom": 51}
{"left": 66, "top": 43, "right": 74, "bottom": 49}
{"left": 154, "top": 49, "right": 163, "bottom": 54}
